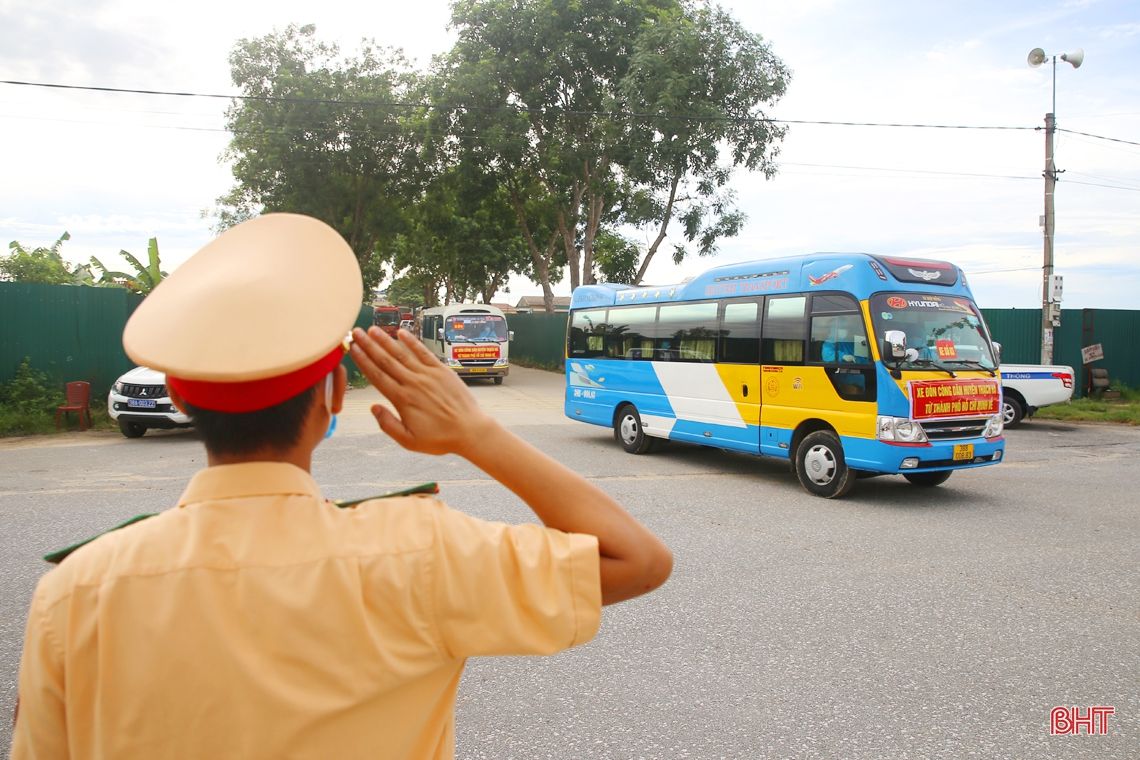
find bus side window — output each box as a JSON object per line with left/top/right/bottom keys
{"left": 720, "top": 301, "right": 760, "bottom": 364}
{"left": 658, "top": 302, "right": 717, "bottom": 362}
{"left": 762, "top": 296, "right": 806, "bottom": 365}
{"left": 608, "top": 306, "right": 657, "bottom": 360}
{"left": 569, "top": 309, "right": 608, "bottom": 358}
{"left": 810, "top": 313, "right": 869, "bottom": 364}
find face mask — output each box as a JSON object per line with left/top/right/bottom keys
{"left": 323, "top": 373, "right": 337, "bottom": 440}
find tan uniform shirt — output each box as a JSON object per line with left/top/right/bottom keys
{"left": 13, "top": 462, "right": 601, "bottom": 759}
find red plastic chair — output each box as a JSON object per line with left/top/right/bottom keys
{"left": 55, "top": 381, "right": 92, "bottom": 431}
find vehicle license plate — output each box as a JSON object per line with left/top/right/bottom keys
{"left": 128, "top": 399, "right": 157, "bottom": 409}
{"left": 952, "top": 444, "right": 974, "bottom": 461}
{"left": 467, "top": 368, "right": 488, "bottom": 373}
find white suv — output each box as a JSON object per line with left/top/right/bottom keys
{"left": 107, "top": 367, "right": 192, "bottom": 438}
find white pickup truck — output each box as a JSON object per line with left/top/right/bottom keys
{"left": 998, "top": 363, "right": 1075, "bottom": 427}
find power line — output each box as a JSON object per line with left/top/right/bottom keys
{"left": 968, "top": 266, "right": 1039, "bottom": 276}
{"left": 1056, "top": 127, "right": 1140, "bottom": 147}
{"left": 0, "top": 78, "right": 1036, "bottom": 130}
{"left": 1062, "top": 178, "right": 1140, "bottom": 192}
{"left": 782, "top": 161, "right": 1036, "bottom": 181}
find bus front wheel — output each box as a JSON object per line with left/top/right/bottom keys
{"left": 795, "top": 430, "right": 856, "bottom": 498}
{"left": 614, "top": 404, "right": 657, "bottom": 455}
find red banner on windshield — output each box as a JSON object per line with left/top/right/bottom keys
{"left": 453, "top": 345, "right": 500, "bottom": 361}
{"left": 909, "top": 379, "right": 1000, "bottom": 420}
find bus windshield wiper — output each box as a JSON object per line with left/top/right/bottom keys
{"left": 943, "top": 359, "right": 996, "bottom": 377}
{"left": 909, "top": 358, "right": 957, "bottom": 377}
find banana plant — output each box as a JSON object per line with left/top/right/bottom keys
{"left": 90, "top": 238, "right": 168, "bottom": 295}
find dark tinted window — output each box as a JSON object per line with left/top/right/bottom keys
{"left": 721, "top": 301, "right": 760, "bottom": 364}
{"left": 568, "top": 309, "right": 608, "bottom": 358}
{"left": 607, "top": 307, "right": 658, "bottom": 359}
{"left": 811, "top": 293, "right": 859, "bottom": 314}
{"left": 657, "top": 302, "right": 718, "bottom": 362}
{"left": 761, "top": 296, "right": 806, "bottom": 364}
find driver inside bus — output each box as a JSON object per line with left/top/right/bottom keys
{"left": 821, "top": 326, "right": 857, "bottom": 363}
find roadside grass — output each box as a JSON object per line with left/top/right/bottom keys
{"left": 0, "top": 357, "right": 118, "bottom": 437}
{"left": 0, "top": 402, "right": 118, "bottom": 437}
{"left": 1034, "top": 384, "right": 1140, "bottom": 425}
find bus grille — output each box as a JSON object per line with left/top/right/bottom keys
{"left": 459, "top": 359, "right": 497, "bottom": 367}
{"left": 921, "top": 418, "right": 988, "bottom": 440}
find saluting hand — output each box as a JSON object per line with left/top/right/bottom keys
{"left": 349, "top": 327, "right": 497, "bottom": 457}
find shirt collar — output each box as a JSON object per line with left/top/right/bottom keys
{"left": 177, "top": 462, "right": 323, "bottom": 508}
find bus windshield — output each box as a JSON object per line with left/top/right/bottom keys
{"left": 446, "top": 314, "right": 508, "bottom": 342}
{"left": 373, "top": 309, "right": 400, "bottom": 326}
{"left": 870, "top": 293, "right": 997, "bottom": 370}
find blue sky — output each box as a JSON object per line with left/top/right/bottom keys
{"left": 1, "top": 0, "right": 1137, "bottom": 309}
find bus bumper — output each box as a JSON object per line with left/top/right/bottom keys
{"left": 455, "top": 365, "right": 509, "bottom": 379}
{"left": 843, "top": 435, "right": 1005, "bottom": 474}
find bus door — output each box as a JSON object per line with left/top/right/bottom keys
{"left": 716, "top": 299, "right": 763, "bottom": 452}
{"left": 758, "top": 295, "right": 806, "bottom": 456}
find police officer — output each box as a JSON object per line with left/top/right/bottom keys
{"left": 12, "top": 214, "right": 672, "bottom": 759}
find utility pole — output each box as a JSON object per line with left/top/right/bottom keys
{"left": 1042, "top": 111, "right": 1056, "bottom": 364}
{"left": 1028, "top": 45, "right": 1081, "bottom": 364}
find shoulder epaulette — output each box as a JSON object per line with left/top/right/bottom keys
{"left": 43, "top": 513, "right": 157, "bottom": 565}
{"left": 44, "top": 482, "right": 442, "bottom": 564}
{"left": 333, "top": 482, "right": 440, "bottom": 509}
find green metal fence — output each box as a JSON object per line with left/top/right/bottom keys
{"left": 3, "top": 283, "right": 1136, "bottom": 399}
{"left": 0, "top": 283, "right": 144, "bottom": 394}
{"left": 508, "top": 312, "right": 568, "bottom": 369}
{"left": 0, "top": 283, "right": 373, "bottom": 394}
{"left": 980, "top": 308, "right": 1139, "bottom": 397}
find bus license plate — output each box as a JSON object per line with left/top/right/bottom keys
{"left": 128, "top": 399, "right": 157, "bottom": 409}
{"left": 467, "top": 368, "right": 487, "bottom": 373}
{"left": 952, "top": 444, "right": 974, "bottom": 461}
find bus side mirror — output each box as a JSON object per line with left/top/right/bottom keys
{"left": 508, "top": 330, "right": 515, "bottom": 341}
{"left": 437, "top": 327, "right": 445, "bottom": 342}
{"left": 992, "top": 341, "right": 1002, "bottom": 364}
{"left": 883, "top": 330, "right": 907, "bottom": 360}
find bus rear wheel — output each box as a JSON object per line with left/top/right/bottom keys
{"left": 795, "top": 430, "right": 856, "bottom": 498}
{"left": 903, "top": 471, "right": 952, "bottom": 487}
{"left": 614, "top": 404, "right": 658, "bottom": 455}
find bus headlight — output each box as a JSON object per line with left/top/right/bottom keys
{"left": 877, "top": 416, "right": 929, "bottom": 443}
{"left": 494, "top": 357, "right": 508, "bottom": 367}
{"left": 447, "top": 357, "right": 462, "bottom": 368}
{"left": 982, "top": 413, "right": 1004, "bottom": 438}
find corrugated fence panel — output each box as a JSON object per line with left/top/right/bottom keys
{"left": 4, "top": 288, "right": 1135, "bottom": 398}
{"left": 1, "top": 286, "right": 375, "bottom": 393}
{"left": 981, "top": 308, "right": 1140, "bottom": 397}
{"left": 1075, "top": 309, "right": 1140, "bottom": 394}
{"left": 343, "top": 305, "right": 373, "bottom": 378}
{"left": 508, "top": 312, "right": 568, "bottom": 369}
{"left": 979, "top": 309, "right": 1041, "bottom": 365}
{"left": 1, "top": 283, "right": 142, "bottom": 393}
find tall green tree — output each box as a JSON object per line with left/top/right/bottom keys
{"left": 1, "top": 232, "right": 91, "bottom": 284}
{"left": 217, "top": 24, "right": 422, "bottom": 296}
{"left": 387, "top": 160, "right": 534, "bottom": 306}
{"left": 437, "top": 0, "right": 789, "bottom": 308}
{"left": 90, "top": 237, "right": 168, "bottom": 295}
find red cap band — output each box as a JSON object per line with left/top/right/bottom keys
{"left": 168, "top": 345, "right": 345, "bottom": 413}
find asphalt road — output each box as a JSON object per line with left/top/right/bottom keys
{"left": 2, "top": 367, "right": 1137, "bottom": 759}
